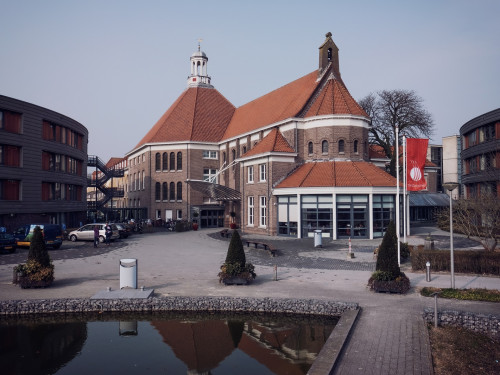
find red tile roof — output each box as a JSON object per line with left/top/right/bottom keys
{"left": 276, "top": 161, "right": 397, "bottom": 188}
{"left": 242, "top": 128, "right": 295, "bottom": 158}
{"left": 105, "top": 157, "right": 125, "bottom": 168}
{"left": 134, "top": 87, "right": 235, "bottom": 149}
{"left": 222, "top": 68, "right": 368, "bottom": 141}
{"left": 304, "top": 78, "right": 367, "bottom": 118}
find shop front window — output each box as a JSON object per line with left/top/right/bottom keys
{"left": 277, "top": 196, "right": 298, "bottom": 237}
{"left": 301, "top": 195, "right": 332, "bottom": 238}
{"left": 372, "top": 195, "right": 395, "bottom": 238}
{"left": 336, "top": 195, "right": 368, "bottom": 238}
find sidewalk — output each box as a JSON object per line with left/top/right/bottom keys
{"left": 0, "top": 226, "right": 498, "bottom": 375}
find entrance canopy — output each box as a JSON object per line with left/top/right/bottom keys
{"left": 186, "top": 180, "right": 241, "bottom": 201}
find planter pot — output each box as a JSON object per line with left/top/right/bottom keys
{"left": 222, "top": 276, "right": 249, "bottom": 285}
{"left": 18, "top": 276, "right": 53, "bottom": 289}
{"left": 192, "top": 223, "right": 198, "bottom": 231}
{"left": 371, "top": 278, "right": 410, "bottom": 294}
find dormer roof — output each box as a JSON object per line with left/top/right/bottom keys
{"left": 241, "top": 128, "right": 295, "bottom": 159}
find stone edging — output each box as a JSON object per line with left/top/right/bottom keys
{"left": 0, "top": 296, "right": 359, "bottom": 316}
{"left": 423, "top": 308, "right": 500, "bottom": 339}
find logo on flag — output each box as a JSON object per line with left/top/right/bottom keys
{"left": 406, "top": 138, "right": 428, "bottom": 191}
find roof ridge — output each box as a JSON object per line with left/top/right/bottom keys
{"left": 352, "top": 161, "right": 373, "bottom": 186}
{"left": 189, "top": 88, "right": 199, "bottom": 140}
{"left": 296, "top": 67, "right": 333, "bottom": 118}
{"left": 299, "top": 163, "right": 316, "bottom": 187}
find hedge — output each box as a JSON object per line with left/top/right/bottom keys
{"left": 411, "top": 250, "right": 500, "bottom": 275}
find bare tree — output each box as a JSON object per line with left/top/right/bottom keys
{"left": 359, "top": 90, "right": 434, "bottom": 177}
{"left": 438, "top": 193, "right": 499, "bottom": 251}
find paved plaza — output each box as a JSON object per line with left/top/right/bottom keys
{"left": 0, "top": 226, "right": 498, "bottom": 374}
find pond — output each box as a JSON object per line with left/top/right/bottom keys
{"left": 0, "top": 312, "right": 338, "bottom": 374}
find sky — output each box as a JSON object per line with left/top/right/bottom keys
{"left": 2, "top": 0, "right": 499, "bottom": 163}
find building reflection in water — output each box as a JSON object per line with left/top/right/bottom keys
{"left": 0, "top": 313, "right": 337, "bottom": 375}
{"left": 151, "top": 315, "right": 337, "bottom": 374}
{"left": 0, "top": 319, "right": 87, "bottom": 374}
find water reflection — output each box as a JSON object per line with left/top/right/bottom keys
{"left": 0, "top": 312, "right": 338, "bottom": 375}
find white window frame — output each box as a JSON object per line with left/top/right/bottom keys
{"left": 259, "top": 196, "right": 267, "bottom": 227}
{"left": 259, "top": 163, "right": 266, "bottom": 182}
{"left": 202, "top": 150, "right": 218, "bottom": 159}
{"left": 248, "top": 165, "right": 254, "bottom": 183}
{"left": 248, "top": 196, "right": 254, "bottom": 226}
{"left": 203, "top": 168, "right": 218, "bottom": 183}
{"left": 176, "top": 209, "right": 182, "bottom": 220}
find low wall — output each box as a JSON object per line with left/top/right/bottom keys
{"left": 423, "top": 308, "right": 500, "bottom": 339}
{"left": 0, "top": 296, "right": 358, "bottom": 317}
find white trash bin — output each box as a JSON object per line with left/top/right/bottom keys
{"left": 314, "top": 230, "right": 322, "bottom": 248}
{"left": 120, "top": 258, "right": 137, "bottom": 289}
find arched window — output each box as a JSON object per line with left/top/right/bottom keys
{"left": 155, "top": 153, "right": 161, "bottom": 171}
{"left": 338, "top": 139, "right": 345, "bottom": 153}
{"left": 223, "top": 151, "right": 226, "bottom": 164}
{"left": 155, "top": 182, "right": 161, "bottom": 201}
{"left": 354, "top": 140, "right": 359, "bottom": 153}
{"left": 162, "top": 182, "right": 168, "bottom": 201}
{"left": 232, "top": 149, "right": 236, "bottom": 161}
{"left": 177, "top": 182, "right": 182, "bottom": 201}
{"left": 162, "top": 152, "right": 168, "bottom": 171}
{"left": 177, "top": 152, "right": 182, "bottom": 170}
{"left": 328, "top": 48, "right": 332, "bottom": 61}
{"left": 242, "top": 145, "right": 247, "bottom": 154}
{"left": 322, "top": 140, "right": 329, "bottom": 154}
{"left": 169, "top": 182, "right": 175, "bottom": 200}
{"left": 170, "top": 152, "right": 175, "bottom": 171}
{"left": 308, "top": 142, "right": 313, "bottom": 155}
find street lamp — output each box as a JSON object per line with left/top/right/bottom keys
{"left": 442, "top": 182, "right": 459, "bottom": 289}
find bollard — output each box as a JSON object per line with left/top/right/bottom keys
{"left": 274, "top": 265, "right": 278, "bottom": 281}
{"left": 426, "top": 261, "right": 431, "bottom": 282}
{"left": 433, "top": 293, "right": 439, "bottom": 328}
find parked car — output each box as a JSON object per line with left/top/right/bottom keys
{"left": 0, "top": 232, "right": 17, "bottom": 253}
{"left": 115, "top": 223, "right": 129, "bottom": 239}
{"left": 13, "top": 224, "right": 63, "bottom": 249}
{"left": 68, "top": 224, "right": 119, "bottom": 243}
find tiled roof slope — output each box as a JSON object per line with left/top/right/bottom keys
{"left": 134, "top": 87, "right": 235, "bottom": 149}
{"left": 222, "top": 68, "right": 367, "bottom": 141}
{"left": 276, "top": 161, "right": 397, "bottom": 188}
{"left": 304, "top": 78, "right": 367, "bottom": 117}
{"left": 105, "top": 157, "right": 125, "bottom": 168}
{"left": 242, "top": 128, "right": 295, "bottom": 158}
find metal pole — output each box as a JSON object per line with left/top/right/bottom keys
{"left": 396, "top": 126, "right": 400, "bottom": 266}
{"left": 403, "top": 136, "right": 407, "bottom": 243}
{"left": 450, "top": 193, "right": 455, "bottom": 289}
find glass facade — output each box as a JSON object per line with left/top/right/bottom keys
{"left": 301, "top": 195, "right": 333, "bottom": 238}
{"left": 372, "top": 195, "right": 395, "bottom": 237}
{"left": 277, "top": 196, "right": 298, "bottom": 236}
{"left": 336, "top": 195, "right": 368, "bottom": 238}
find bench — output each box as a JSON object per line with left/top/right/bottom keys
{"left": 244, "top": 240, "right": 277, "bottom": 257}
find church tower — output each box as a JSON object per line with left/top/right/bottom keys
{"left": 187, "top": 40, "right": 213, "bottom": 88}
{"left": 318, "top": 32, "right": 340, "bottom": 79}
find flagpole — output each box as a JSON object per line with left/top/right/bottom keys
{"left": 396, "top": 126, "right": 400, "bottom": 266}
{"left": 403, "top": 135, "right": 407, "bottom": 243}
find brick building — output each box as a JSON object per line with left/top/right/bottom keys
{"left": 125, "top": 33, "right": 399, "bottom": 239}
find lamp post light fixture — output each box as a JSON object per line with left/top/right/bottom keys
{"left": 442, "top": 182, "right": 459, "bottom": 289}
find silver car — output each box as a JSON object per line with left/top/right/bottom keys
{"left": 68, "top": 224, "right": 119, "bottom": 243}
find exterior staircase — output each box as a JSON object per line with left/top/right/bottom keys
{"left": 87, "top": 155, "right": 124, "bottom": 210}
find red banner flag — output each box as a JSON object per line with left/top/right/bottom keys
{"left": 406, "top": 138, "right": 428, "bottom": 191}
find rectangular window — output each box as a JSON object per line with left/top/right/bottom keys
{"left": 202, "top": 150, "right": 218, "bottom": 159}
{"left": 176, "top": 209, "right": 182, "bottom": 220}
{"left": 0, "top": 179, "right": 20, "bottom": 200}
{"left": 259, "top": 196, "right": 267, "bottom": 227}
{"left": 0, "top": 110, "right": 21, "bottom": 134}
{"left": 0, "top": 145, "right": 21, "bottom": 167}
{"left": 259, "top": 164, "right": 266, "bottom": 182}
{"left": 248, "top": 196, "right": 254, "bottom": 226}
{"left": 248, "top": 165, "right": 254, "bottom": 183}
{"left": 203, "top": 168, "right": 218, "bottom": 183}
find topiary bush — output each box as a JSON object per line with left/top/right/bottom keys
{"left": 369, "top": 221, "right": 410, "bottom": 293}
{"left": 16, "top": 226, "right": 54, "bottom": 288}
{"left": 218, "top": 230, "right": 256, "bottom": 284}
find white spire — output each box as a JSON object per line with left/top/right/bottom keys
{"left": 187, "top": 39, "right": 212, "bottom": 88}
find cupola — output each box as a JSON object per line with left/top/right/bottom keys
{"left": 187, "top": 40, "right": 213, "bottom": 88}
